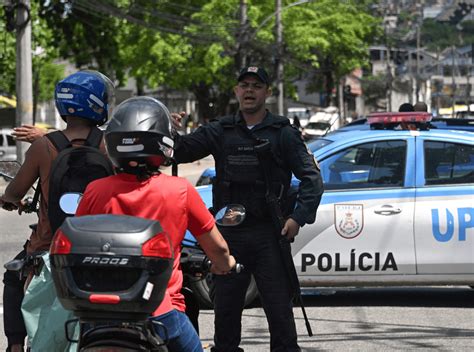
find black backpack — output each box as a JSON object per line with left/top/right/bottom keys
{"left": 46, "top": 127, "right": 114, "bottom": 234}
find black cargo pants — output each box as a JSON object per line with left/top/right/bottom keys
{"left": 3, "top": 247, "right": 27, "bottom": 349}
{"left": 211, "top": 221, "right": 300, "bottom": 352}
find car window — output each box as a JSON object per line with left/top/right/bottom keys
{"left": 0, "top": 134, "right": 3, "bottom": 145}
{"left": 424, "top": 141, "right": 474, "bottom": 185}
{"left": 320, "top": 140, "right": 406, "bottom": 190}
{"left": 306, "top": 122, "right": 330, "bottom": 130}
{"left": 7, "top": 134, "right": 15, "bottom": 146}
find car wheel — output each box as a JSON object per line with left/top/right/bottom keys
{"left": 188, "top": 273, "right": 258, "bottom": 309}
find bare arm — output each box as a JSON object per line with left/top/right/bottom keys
{"left": 196, "top": 225, "right": 236, "bottom": 275}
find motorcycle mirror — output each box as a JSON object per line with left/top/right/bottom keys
{"left": 0, "top": 161, "right": 21, "bottom": 181}
{"left": 59, "top": 193, "right": 82, "bottom": 215}
{"left": 215, "top": 204, "right": 246, "bottom": 227}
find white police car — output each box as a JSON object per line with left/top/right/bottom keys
{"left": 189, "top": 112, "right": 474, "bottom": 306}
{"left": 297, "top": 112, "right": 473, "bottom": 287}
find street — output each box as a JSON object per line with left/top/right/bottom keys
{"left": 0, "top": 158, "right": 473, "bottom": 351}
{"left": 197, "top": 287, "right": 474, "bottom": 351}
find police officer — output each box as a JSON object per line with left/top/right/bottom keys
{"left": 172, "top": 66, "right": 323, "bottom": 352}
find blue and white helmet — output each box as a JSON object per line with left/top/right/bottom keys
{"left": 55, "top": 70, "right": 115, "bottom": 126}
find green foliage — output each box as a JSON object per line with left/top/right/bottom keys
{"left": 35, "top": 62, "right": 65, "bottom": 102}
{"left": 421, "top": 19, "right": 460, "bottom": 51}
{"left": 457, "top": 20, "right": 474, "bottom": 45}
{"left": 182, "top": 0, "right": 381, "bottom": 109}
{"left": 361, "top": 73, "right": 388, "bottom": 107}
{"left": 38, "top": 0, "right": 127, "bottom": 83}
{"left": 420, "top": 18, "right": 474, "bottom": 51}
{"left": 0, "top": 2, "right": 65, "bottom": 102}
{"left": 0, "top": 6, "right": 18, "bottom": 95}
{"left": 3, "top": 0, "right": 382, "bottom": 117}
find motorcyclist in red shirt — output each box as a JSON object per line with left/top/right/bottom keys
{"left": 75, "top": 96, "right": 236, "bottom": 352}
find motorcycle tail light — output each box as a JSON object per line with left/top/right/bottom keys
{"left": 142, "top": 233, "right": 173, "bottom": 258}
{"left": 89, "top": 294, "right": 121, "bottom": 304}
{"left": 50, "top": 229, "right": 72, "bottom": 255}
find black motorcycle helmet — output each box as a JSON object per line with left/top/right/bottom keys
{"left": 105, "top": 96, "right": 175, "bottom": 176}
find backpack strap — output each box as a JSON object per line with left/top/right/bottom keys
{"left": 46, "top": 128, "right": 103, "bottom": 151}
{"left": 85, "top": 127, "right": 103, "bottom": 148}
{"left": 45, "top": 131, "right": 72, "bottom": 152}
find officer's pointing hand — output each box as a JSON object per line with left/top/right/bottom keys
{"left": 281, "top": 218, "right": 300, "bottom": 241}
{"left": 12, "top": 124, "right": 47, "bottom": 144}
{"left": 171, "top": 111, "right": 186, "bottom": 130}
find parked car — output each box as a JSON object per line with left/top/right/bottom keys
{"left": 301, "top": 121, "right": 331, "bottom": 140}
{"left": 0, "top": 128, "right": 16, "bottom": 161}
{"left": 187, "top": 112, "right": 474, "bottom": 307}
{"left": 456, "top": 111, "right": 474, "bottom": 120}
{"left": 287, "top": 107, "right": 311, "bottom": 128}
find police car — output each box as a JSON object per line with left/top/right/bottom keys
{"left": 188, "top": 112, "right": 474, "bottom": 307}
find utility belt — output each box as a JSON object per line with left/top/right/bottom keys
{"left": 213, "top": 179, "right": 295, "bottom": 221}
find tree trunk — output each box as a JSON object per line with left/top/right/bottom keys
{"left": 192, "top": 82, "right": 214, "bottom": 124}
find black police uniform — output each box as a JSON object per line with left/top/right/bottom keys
{"left": 174, "top": 110, "right": 323, "bottom": 352}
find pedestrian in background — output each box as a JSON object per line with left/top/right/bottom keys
{"left": 413, "top": 101, "right": 428, "bottom": 112}
{"left": 171, "top": 66, "right": 324, "bottom": 352}
{"left": 398, "top": 102, "right": 414, "bottom": 112}
{"left": 292, "top": 115, "right": 302, "bottom": 130}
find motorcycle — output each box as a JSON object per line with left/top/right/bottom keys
{"left": 50, "top": 210, "right": 172, "bottom": 351}
{"left": 55, "top": 194, "right": 243, "bottom": 351}
{"left": 1, "top": 161, "right": 244, "bottom": 351}
{"left": 1, "top": 162, "right": 170, "bottom": 351}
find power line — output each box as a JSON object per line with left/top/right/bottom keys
{"left": 74, "top": 0, "right": 239, "bottom": 44}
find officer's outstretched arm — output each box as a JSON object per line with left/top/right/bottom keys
{"left": 12, "top": 124, "right": 48, "bottom": 143}
{"left": 196, "top": 225, "right": 236, "bottom": 274}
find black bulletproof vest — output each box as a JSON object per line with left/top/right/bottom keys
{"left": 212, "top": 116, "right": 291, "bottom": 219}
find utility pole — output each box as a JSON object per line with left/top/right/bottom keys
{"left": 386, "top": 47, "right": 392, "bottom": 112}
{"left": 451, "top": 45, "right": 456, "bottom": 118}
{"left": 416, "top": 25, "right": 420, "bottom": 102}
{"left": 239, "top": 0, "right": 248, "bottom": 68}
{"left": 15, "top": 0, "right": 33, "bottom": 163}
{"left": 275, "top": 0, "right": 284, "bottom": 116}
{"left": 338, "top": 78, "right": 344, "bottom": 125}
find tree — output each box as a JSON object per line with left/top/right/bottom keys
{"left": 361, "top": 73, "right": 388, "bottom": 109}
{"left": 0, "top": 2, "right": 65, "bottom": 121}
{"left": 4, "top": 0, "right": 381, "bottom": 121}
{"left": 0, "top": 6, "right": 19, "bottom": 96}
{"left": 38, "top": 0, "right": 127, "bottom": 82}
{"left": 97, "top": 0, "right": 381, "bottom": 118}
{"left": 175, "top": 0, "right": 381, "bottom": 114}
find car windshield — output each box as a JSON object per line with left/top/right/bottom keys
{"left": 307, "top": 138, "right": 333, "bottom": 152}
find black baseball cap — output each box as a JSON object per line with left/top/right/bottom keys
{"left": 237, "top": 66, "right": 270, "bottom": 85}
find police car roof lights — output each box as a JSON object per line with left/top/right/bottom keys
{"left": 367, "top": 112, "right": 432, "bottom": 129}
{"left": 367, "top": 112, "right": 432, "bottom": 125}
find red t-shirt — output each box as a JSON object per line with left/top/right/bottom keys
{"left": 75, "top": 172, "right": 214, "bottom": 316}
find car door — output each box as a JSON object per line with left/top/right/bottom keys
{"left": 414, "top": 136, "right": 474, "bottom": 275}
{"left": 293, "top": 136, "right": 417, "bottom": 284}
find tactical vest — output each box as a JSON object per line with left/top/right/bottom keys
{"left": 212, "top": 115, "right": 292, "bottom": 219}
